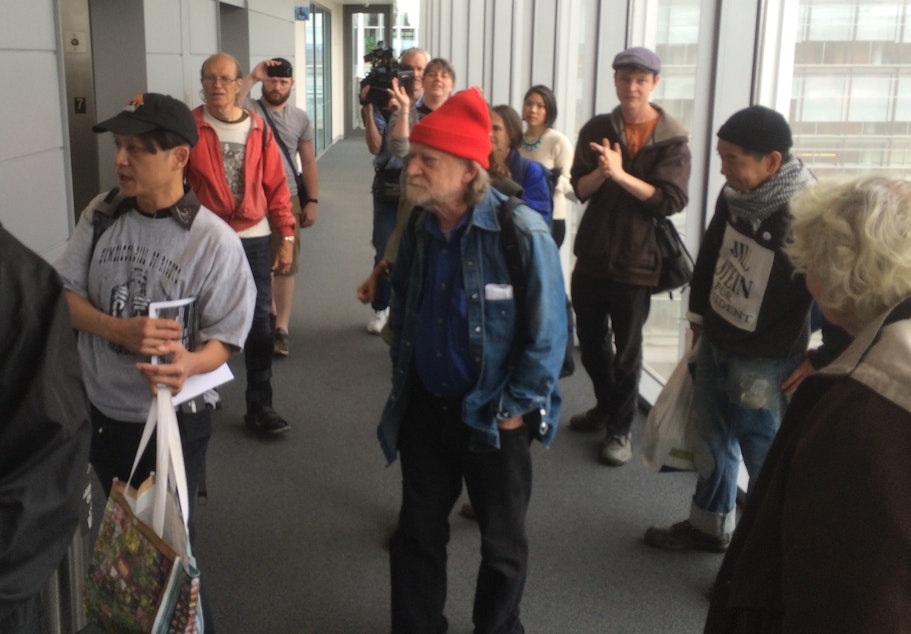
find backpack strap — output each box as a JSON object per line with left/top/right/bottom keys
{"left": 497, "top": 196, "right": 527, "bottom": 370}
{"left": 90, "top": 187, "right": 128, "bottom": 258}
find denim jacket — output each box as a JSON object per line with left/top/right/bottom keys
{"left": 377, "top": 188, "right": 567, "bottom": 464}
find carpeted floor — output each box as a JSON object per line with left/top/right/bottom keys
{"left": 189, "top": 135, "right": 720, "bottom": 633}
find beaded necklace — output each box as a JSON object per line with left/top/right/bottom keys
{"left": 522, "top": 135, "right": 543, "bottom": 152}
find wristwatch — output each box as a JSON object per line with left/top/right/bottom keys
{"left": 283, "top": 236, "right": 295, "bottom": 243}
{"left": 304, "top": 197, "right": 318, "bottom": 205}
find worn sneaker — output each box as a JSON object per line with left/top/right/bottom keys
{"left": 599, "top": 432, "right": 632, "bottom": 465}
{"left": 273, "top": 327, "right": 290, "bottom": 357}
{"left": 569, "top": 408, "right": 609, "bottom": 432}
{"left": 644, "top": 520, "right": 730, "bottom": 553}
{"left": 244, "top": 405, "right": 290, "bottom": 435}
{"left": 367, "top": 308, "right": 389, "bottom": 335}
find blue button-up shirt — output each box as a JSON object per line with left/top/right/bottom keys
{"left": 378, "top": 188, "right": 567, "bottom": 464}
{"left": 413, "top": 213, "right": 477, "bottom": 398}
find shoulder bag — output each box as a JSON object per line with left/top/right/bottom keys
{"left": 84, "top": 388, "right": 202, "bottom": 634}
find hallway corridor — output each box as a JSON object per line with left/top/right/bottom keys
{"left": 191, "top": 135, "right": 719, "bottom": 633}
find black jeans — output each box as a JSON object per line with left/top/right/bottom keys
{"left": 570, "top": 269, "right": 651, "bottom": 434}
{"left": 390, "top": 384, "right": 531, "bottom": 634}
{"left": 89, "top": 403, "right": 212, "bottom": 537}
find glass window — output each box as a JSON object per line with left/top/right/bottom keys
{"left": 641, "top": 0, "right": 702, "bottom": 381}
{"left": 807, "top": 4, "right": 855, "bottom": 41}
{"left": 799, "top": 75, "right": 848, "bottom": 122}
{"left": 307, "top": 4, "right": 332, "bottom": 155}
{"left": 856, "top": 3, "right": 900, "bottom": 40}
{"left": 849, "top": 75, "right": 892, "bottom": 121}
{"left": 897, "top": 72, "right": 911, "bottom": 119}
{"left": 789, "top": 0, "right": 911, "bottom": 179}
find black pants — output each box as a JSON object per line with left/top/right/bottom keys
{"left": 390, "top": 384, "right": 531, "bottom": 634}
{"left": 571, "top": 270, "right": 651, "bottom": 434}
{"left": 89, "top": 404, "right": 211, "bottom": 531}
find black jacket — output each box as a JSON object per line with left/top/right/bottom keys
{"left": 0, "top": 225, "right": 91, "bottom": 624}
{"left": 570, "top": 105, "right": 690, "bottom": 285}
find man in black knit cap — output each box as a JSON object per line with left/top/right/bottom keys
{"left": 645, "top": 105, "right": 815, "bottom": 552}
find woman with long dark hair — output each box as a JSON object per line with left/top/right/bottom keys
{"left": 520, "top": 85, "right": 574, "bottom": 246}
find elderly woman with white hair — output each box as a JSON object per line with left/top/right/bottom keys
{"left": 706, "top": 175, "right": 911, "bottom": 633}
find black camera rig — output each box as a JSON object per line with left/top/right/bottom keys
{"left": 360, "top": 43, "right": 415, "bottom": 109}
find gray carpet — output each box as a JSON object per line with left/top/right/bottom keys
{"left": 192, "top": 136, "right": 720, "bottom": 633}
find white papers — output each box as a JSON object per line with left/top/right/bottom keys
{"left": 148, "top": 298, "right": 234, "bottom": 406}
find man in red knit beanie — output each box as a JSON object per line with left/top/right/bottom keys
{"left": 378, "top": 87, "right": 568, "bottom": 633}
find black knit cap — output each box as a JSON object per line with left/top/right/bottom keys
{"left": 717, "top": 105, "right": 792, "bottom": 155}
{"left": 267, "top": 57, "right": 293, "bottom": 78}
{"left": 92, "top": 93, "right": 198, "bottom": 147}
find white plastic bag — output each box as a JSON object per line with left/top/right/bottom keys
{"left": 642, "top": 344, "right": 713, "bottom": 476}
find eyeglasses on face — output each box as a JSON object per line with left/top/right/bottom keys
{"left": 202, "top": 75, "right": 239, "bottom": 85}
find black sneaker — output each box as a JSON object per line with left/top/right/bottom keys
{"left": 244, "top": 405, "right": 290, "bottom": 435}
{"left": 644, "top": 520, "right": 729, "bottom": 553}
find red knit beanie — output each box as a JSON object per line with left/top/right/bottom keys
{"left": 409, "top": 87, "right": 491, "bottom": 169}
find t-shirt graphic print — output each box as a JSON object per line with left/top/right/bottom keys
{"left": 709, "top": 223, "right": 774, "bottom": 333}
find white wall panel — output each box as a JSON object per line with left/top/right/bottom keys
{"left": 189, "top": 0, "right": 219, "bottom": 55}
{"left": 147, "top": 53, "right": 187, "bottom": 98}
{"left": 145, "top": 0, "right": 183, "bottom": 53}
{"left": 0, "top": 150, "right": 70, "bottom": 260}
{"left": 509, "top": 1, "right": 532, "bottom": 107}
{"left": 594, "top": 0, "right": 629, "bottom": 114}
{"left": 449, "top": 0, "right": 469, "bottom": 90}
{"left": 248, "top": 0, "right": 292, "bottom": 21}
{"left": 0, "top": 51, "right": 64, "bottom": 163}
{"left": 482, "top": 0, "right": 494, "bottom": 90}
{"left": 438, "top": 0, "right": 453, "bottom": 62}
{"left": 249, "top": 10, "right": 294, "bottom": 62}
{"left": 0, "top": 0, "right": 57, "bottom": 50}
{"left": 465, "top": 0, "right": 486, "bottom": 88}
{"left": 488, "top": 0, "right": 514, "bottom": 105}
{"left": 529, "top": 0, "right": 558, "bottom": 88}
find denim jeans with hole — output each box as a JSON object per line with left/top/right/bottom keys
{"left": 688, "top": 338, "right": 800, "bottom": 538}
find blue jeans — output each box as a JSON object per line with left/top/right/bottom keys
{"left": 241, "top": 236, "right": 274, "bottom": 411}
{"left": 241, "top": 236, "right": 273, "bottom": 341}
{"left": 371, "top": 194, "right": 398, "bottom": 311}
{"left": 688, "top": 339, "right": 799, "bottom": 537}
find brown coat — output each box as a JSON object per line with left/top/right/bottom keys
{"left": 570, "top": 105, "right": 690, "bottom": 286}
{"left": 706, "top": 302, "right": 911, "bottom": 633}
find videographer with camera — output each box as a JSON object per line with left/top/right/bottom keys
{"left": 358, "top": 46, "right": 429, "bottom": 335}
{"left": 237, "top": 57, "right": 319, "bottom": 358}
{"left": 356, "top": 57, "right": 456, "bottom": 323}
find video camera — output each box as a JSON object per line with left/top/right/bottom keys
{"left": 360, "top": 42, "right": 415, "bottom": 109}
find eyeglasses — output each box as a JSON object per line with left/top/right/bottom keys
{"left": 202, "top": 75, "right": 239, "bottom": 86}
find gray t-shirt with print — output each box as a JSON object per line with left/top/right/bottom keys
{"left": 55, "top": 192, "right": 256, "bottom": 422}
{"left": 245, "top": 98, "right": 313, "bottom": 195}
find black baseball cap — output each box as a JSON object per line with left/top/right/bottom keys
{"left": 92, "top": 93, "right": 198, "bottom": 147}
{"left": 266, "top": 57, "right": 293, "bottom": 78}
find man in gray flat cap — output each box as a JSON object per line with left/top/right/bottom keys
{"left": 569, "top": 46, "right": 691, "bottom": 466}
